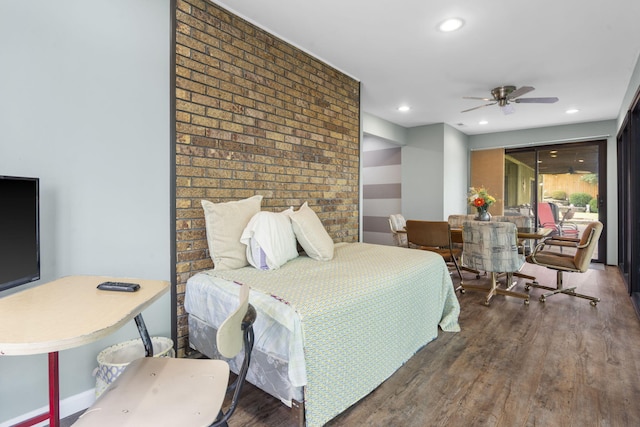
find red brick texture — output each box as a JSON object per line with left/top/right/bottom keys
{"left": 174, "top": 0, "right": 361, "bottom": 355}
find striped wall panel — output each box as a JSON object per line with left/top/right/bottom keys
{"left": 362, "top": 136, "right": 402, "bottom": 245}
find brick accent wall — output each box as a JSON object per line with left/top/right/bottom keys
{"left": 174, "top": 0, "right": 361, "bottom": 355}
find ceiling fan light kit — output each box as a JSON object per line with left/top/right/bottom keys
{"left": 462, "top": 85, "right": 559, "bottom": 114}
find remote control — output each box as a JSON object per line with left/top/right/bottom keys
{"left": 97, "top": 281, "right": 140, "bottom": 292}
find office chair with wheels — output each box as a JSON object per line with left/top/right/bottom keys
{"left": 525, "top": 221, "right": 603, "bottom": 305}
{"left": 73, "top": 283, "right": 256, "bottom": 427}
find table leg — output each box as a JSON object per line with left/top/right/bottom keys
{"left": 49, "top": 352, "right": 60, "bottom": 427}
{"left": 12, "top": 352, "right": 59, "bottom": 427}
{"left": 134, "top": 314, "right": 154, "bottom": 357}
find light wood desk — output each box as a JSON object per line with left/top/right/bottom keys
{"left": 0, "top": 275, "right": 169, "bottom": 427}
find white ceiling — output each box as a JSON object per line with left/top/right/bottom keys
{"left": 211, "top": 0, "right": 640, "bottom": 135}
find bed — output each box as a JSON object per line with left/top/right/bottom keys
{"left": 185, "top": 241, "right": 460, "bottom": 427}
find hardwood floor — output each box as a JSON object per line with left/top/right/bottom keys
{"left": 62, "top": 263, "right": 640, "bottom": 426}
{"left": 215, "top": 263, "right": 640, "bottom": 426}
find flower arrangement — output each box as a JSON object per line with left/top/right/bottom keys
{"left": 468, "top": 186, "right": 496, "bottom": 213}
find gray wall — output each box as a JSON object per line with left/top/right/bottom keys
{"left": 618, "top": 54, "right": 640, "bottom": 130}
{"left": 443, "top": 125, "right": 470, "bottom": 217}
{"left": 0, "top": 0, "right": 171, "bottom": 423}
{"left": 403, "top": 123, "right": 469, "bottom": 220}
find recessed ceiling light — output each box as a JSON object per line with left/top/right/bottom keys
{"left": 397, "top": 105, "right": 410, "bottom": 112}
{"left": 478, "top": 120, "right": 488, "bottom": 125}
{"left": 566, "top": 109, "right": 580, "bottom": 114}
{"left": 438, "top": 18, "right": 464, "bottom": 32}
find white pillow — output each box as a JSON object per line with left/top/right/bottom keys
{"left": 240, "top": 210, "right": 298, "bottom": 270}
{"left": 201, "top": 195, "right": 263, "bottom": 270}
{"left": 289, "top": 202, "right": 334, "bottom": 261}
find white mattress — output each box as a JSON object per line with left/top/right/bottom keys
{"left": 184, "top": 272, "right": 307, "bottom": 386}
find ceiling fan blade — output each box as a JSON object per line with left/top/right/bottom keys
{"left": 461, "top": 102, "right": 496, "bottom": 113}
{"left": 508, "top": 86, "right": 535, "bottom": 99}
{"left": 514, "top": 97, "right": 559, "bottom": 104}
{"left": 463, "top": 96, "right": 493, "bottom": 101}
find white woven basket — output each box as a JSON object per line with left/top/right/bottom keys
{"left": 94, "top": 336, "right": 175, "bottom": 398}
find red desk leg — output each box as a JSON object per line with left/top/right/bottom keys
{"left": 49, "top": 351, "right": 60, "bottom": 427}
{"left": 12, "top": 352, "right": 60, "bottom": 427}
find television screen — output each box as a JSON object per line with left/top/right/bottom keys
{"left": 0, "top": 176, "right": 40, "bottom": 292}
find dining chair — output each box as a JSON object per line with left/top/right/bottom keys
{"left": 525, "top": 221, "right": 603, "bottom": 305}
{"left": 461, "top": 221, "right": 530, "bottom": 305}
{"left": 73, "top": 283, "right": 256, "bottom": 427}
{"left": 493, "top": 214, "right": 538, "bottom": 283}
{"left": 494, "top": 214, "right": 534, "bottom": 254}
{"left": 405, "top": 220, "right": 463, "bottom": 287}
{"left": 388, "top": 213, "right": 408, "bottom": 247}
{"left": 447, "top": 214, "right": 476, "bottom": 230}
{"left": 447, "top": 214, "right": 483, "bottom": 280}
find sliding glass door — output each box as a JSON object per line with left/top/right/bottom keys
{"left": 505, "top": 140, "right": 606, "bottom": 263}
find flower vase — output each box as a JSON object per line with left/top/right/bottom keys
{"left": 476, "top": 209, "right": 491, "bottom": 221}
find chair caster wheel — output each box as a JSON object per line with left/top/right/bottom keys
{"left": 539, "top": 296, "right": 546, "bottom": 303}
{"left": 590, "top": 300, "right": 598, "bottom": 307}
{"left": 476, "top": 274, "right": 481, "bottom": 279}
{"left": 483, "top": 300, "right": 490, "bottom": 306}
{"left": 460, "top": 288, "right": 466, "bottom": 294}
{"left": 524, "top": 285, "right": 530, "bottom": 291}
{"left": 524, "top": 299, "right": 530, "bottom": 305}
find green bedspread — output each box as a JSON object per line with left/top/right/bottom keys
{"left": 210, "top": 242, "right": 460, "bottom": 426}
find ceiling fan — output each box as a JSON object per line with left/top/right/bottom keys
{"left": 462, "top": 85, "right": 559, "bottom": 114}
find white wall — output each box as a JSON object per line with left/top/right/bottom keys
{"left": 0, "top": 0, "right": 171, "bottom": 423}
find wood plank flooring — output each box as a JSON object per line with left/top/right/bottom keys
{"left": 219, "top": 263, "right": 640, "bottom": 426}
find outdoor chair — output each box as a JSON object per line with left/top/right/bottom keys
{"left": 537, "top": 202, "right": 579, "bottom": 238}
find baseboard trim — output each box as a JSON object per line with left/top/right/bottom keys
{"left": 0, "top": 388, "right": 95, "bottom": 427}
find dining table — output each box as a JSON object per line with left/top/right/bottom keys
{"left": 449, "top": 226, "right": 553, "bottom": 242}
{"left": 449, "top": 225, "right": 554, "bottom": 285}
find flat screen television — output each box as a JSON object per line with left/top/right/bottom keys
{"left": 0, "top": 175, "right": 40, "bottom": 292}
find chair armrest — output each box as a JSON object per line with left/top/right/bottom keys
{"left": 531, "top": 236, "right": 578, "bottom": 255}
{"left": 543, "top": 239, "right": 579, "bottom": 248}
{"left": 545, "top": 236, "right": 580, "bottom": 245}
